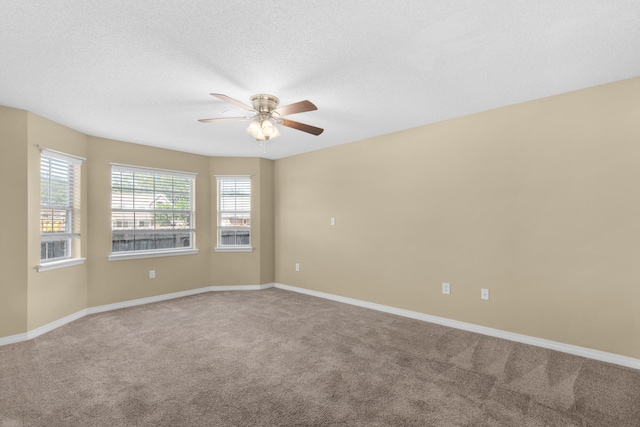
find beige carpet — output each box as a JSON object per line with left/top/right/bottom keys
{"left": 1, "top": 288, "right": 639, "bottom": 426}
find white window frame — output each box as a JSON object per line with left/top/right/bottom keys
{"left": 38, "top": 148, "right": 85, "bottom": 272}
{"left": 215, "top": 175, "right": 253, "bottom": 252}
{"left": 109, "top": 164, "right": 197, "bottom": 261}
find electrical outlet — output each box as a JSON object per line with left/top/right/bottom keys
{"left": 481, "top": 288, "right": 489, "bottom": 300}
{"left": 295, "top": 263, "right": 300, "bottom": 272}
{"left": 442, "top": 282, "right": 451, "bottom": 295}
{"left": 149, "top": 270, "right": 156, "bottom": 279}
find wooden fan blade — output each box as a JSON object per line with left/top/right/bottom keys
{"left": 209, "top": 93, "right": 255, "bottom": 112}
{"left": 280, "top": 119, "right": 324, "bottom": 136}
{"left": 274, "top": 100, "right": 317, "bottom": 117}
{"left": 198, "top": 117, "right": 249, "bottom": 123}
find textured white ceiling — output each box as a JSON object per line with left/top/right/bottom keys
{"left": 1, "top": 1, "right": 639, "bottom": 159}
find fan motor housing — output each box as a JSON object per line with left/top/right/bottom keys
{"left": 251, "top": 94, "right": 280, "bottom": 113}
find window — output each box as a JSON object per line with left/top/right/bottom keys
{"left": 216, "top": 176, "right": 251, "bottom": 251}
{"left": 110, "top": 164, "right": 196, "bottom": 259}
{"left": 40, "top": 149, "right": 83, "bottom": 269}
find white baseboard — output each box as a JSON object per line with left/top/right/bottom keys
{"left": 0, "top": 309, "right": 88, "bottom": 345}
{"left": 0, "top": 332, "right": 28, "bottom": 347}
{"left": 87, "top": 286, "right": 213, "bottom": 315}
{"left": 1, "top": 284, "right": 273, "bottom": 347}
{"left": 210, "top": 283, "right": 275, "bottom": 292}
{"left": 3, "top": 281, "right": 638, "bottom": 370}
{"left": 274, "top": 283, "right": 640, "bottom": 370}
{"left": 27, "top": 309, "right": 88, "bottom": 340}
{"left": 87, "top": 284, "right": 275, "bottom": 314}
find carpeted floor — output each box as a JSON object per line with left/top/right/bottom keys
{"left": 1, "top": 288, "right": 639, "bottom": 426}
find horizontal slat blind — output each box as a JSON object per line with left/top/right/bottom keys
{"left": 111, "top": 165, "right": 196, "bottom": 253}
{"left": 40, "top": 149, "right": 82, "bottom": 261}
{"left": 219, "top": 179, "right": 251, "bottom": 213}
{"left": 40, "top": 150, "right": 81, "bottom": 238}
{"left": 217, "top": 176, "right": 251, "bottom": 247}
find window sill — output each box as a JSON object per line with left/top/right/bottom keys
{"left": 214, "top": 246, "right": 254, "bottom": 253}
{"left": 108, "top": 248, "right": 198, "bottom": 261}
{"left": 38, "top": 258, "right": 86, "bottom": 272}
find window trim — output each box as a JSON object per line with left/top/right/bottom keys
{"left": 110, "top": 163, "right": 197, "bottom": 257}
{"left": 214, "top": 246, "right": 253, "bottom": 253}
{"left": 215, "top": 175, "right": 253, "bottom": 252}
{"left": 38, "top": 148, "right": 84, "bottom": 270}
{"left": 108, "top": 248, "right": 198, "bottom": 261}
{"left": 110, "top": 163, "right": 197, "bottom": 180}
{"left": 37, "top": 258, "right": 86, "bottom": 272}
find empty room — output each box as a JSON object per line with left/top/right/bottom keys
{"left": 1, "top": 1, "right": 639, "bottom": 426}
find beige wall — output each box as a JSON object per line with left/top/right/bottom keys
{"left": 210, "top": 157, "right": 275, "bottom": 286}
{"left": 0, "top": 107, "right": 29, "bottom": 336}
{"left": 0, "top": 112, "right": 272, "bottom": 335}
{"left": 275, "top": 78, "right": 640, "bottom": 359}
{"left": 87, "top": 137, "right": 213, "bottom": 307}
{"left": 259, "top": 158, "right": 275, "bottom": 284}
{"left": 1, "top": 78, "right": 638, "bottom": 361}
{"left": 26, "top": 113, "right": 89, "bottom": 330}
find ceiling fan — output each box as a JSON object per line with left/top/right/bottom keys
{"left": 199, "top": 93, "right": 324, "bottom": 141}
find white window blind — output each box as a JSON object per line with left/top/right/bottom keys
{"left": 40, "top": 149, "right": 82, "bottom": 262}
{"left": 217, "top": 176, "right": 251, "bottom": 248}
{"left": 111, "top": 164, "right": 196, "bottom": 254}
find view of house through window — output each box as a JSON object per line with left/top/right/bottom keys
{"left": 111, "top": 165, "right": 195, "bottom": 254}
{"left": 217, "top": 176, "right": 251, "bottom": 248}
{"left": 40, "top": 149, "right": 82, "bottom": 262}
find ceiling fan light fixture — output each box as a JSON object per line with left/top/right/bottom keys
{"left": 246, "top": 118, "right": 263, "bottom": 139}
{"left": 269, "top": 123, "right": 281, "bottom": 138}
{"left": 261, "top": 118, "right": 276, "bottom": 137}
{"left": 202, "top": 93, "right": 323, "bottom": 142}
{"left": 247, "top": 114, "right": 280, "bottom": 141}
